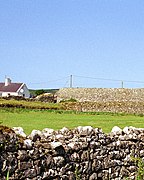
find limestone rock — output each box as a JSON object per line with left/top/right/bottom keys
{"left": 12, "top": 127, "right": 26, "bottom": 138}
{"left": 111, "top": 126, "right": 122, "bottom": 135}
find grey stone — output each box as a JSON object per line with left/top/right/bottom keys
{"left": 0, "top": 125, "right": 143, "bottom": 179}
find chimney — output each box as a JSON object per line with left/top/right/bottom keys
{"left": 5, "top": 78, "right": 11, "bottom": 86}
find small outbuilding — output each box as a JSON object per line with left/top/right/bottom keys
{"left": 0, "top": 78, "right": 30, "bottom": 98}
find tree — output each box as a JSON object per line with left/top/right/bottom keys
{"left": 35, "top": 89, "right": 45, "bottom": 96}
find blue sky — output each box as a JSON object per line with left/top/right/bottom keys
{"left": 0, "top": 0, "right": 144, "bottom": 89}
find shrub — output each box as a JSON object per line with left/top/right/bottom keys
{"left": 131, "top": 157, "right": 144, "bottom": 180}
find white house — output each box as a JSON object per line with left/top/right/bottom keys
{"left": 0, "top": 78, "right": 30, "bottom": 98}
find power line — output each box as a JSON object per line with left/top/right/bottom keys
{"left": 74, "top": 75, "right": 122, "bottom": 82}
{"left": 63, "top": 80, "right": 69, "bottom": 87}
{"left": 73, "top": 75, "right": 144, "bottom": 84}
{"left": 28, "top": 75, "right": 144, "bottom": 88}
{"left": 29, "top": 76, "right": 69, "bottom": 85}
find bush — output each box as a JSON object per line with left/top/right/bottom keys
{"left": 35, "top": 89, "right": 45, "bottom": 96}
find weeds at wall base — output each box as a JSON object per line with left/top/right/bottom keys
{"left": 131, "top": 157, "right": 144, "bottom": 180}
{"left": 74, "top": 166, "right": 81, "bottom": 180}
{"left": 6, "top": 170, "right": 9, "bottom": 180}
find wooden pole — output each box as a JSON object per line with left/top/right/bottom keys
{"left": 70, "top": 75, "right": 73, "bottom": 88}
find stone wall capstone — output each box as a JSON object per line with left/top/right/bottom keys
{"left": 0, "top": 125, "right": 144, "bottom": 180}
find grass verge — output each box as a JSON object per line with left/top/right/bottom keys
{"left": 0, "top": 108, "right": 144, "bottom": 135}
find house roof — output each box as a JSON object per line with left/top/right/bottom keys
{"left": 0, "top": 83, "right": 23, "bottom": 92}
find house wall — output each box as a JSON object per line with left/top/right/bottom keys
{"left": 2, "top": 92, "right": 19, "bottom": 97}
{"left": 17, "top": 84, "right": 30, "bottom": 98}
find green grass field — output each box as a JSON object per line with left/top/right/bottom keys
{"left": 0, "top": 108, "right": 144, "bottom": 135}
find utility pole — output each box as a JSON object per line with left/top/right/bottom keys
{"left": 121, "top": 81, "right": 124, "bottom": 88}
{"left": 70, "top": 75, "right": 73, "bottom": 88}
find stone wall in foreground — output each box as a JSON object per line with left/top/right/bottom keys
{"left": 0, "top": 125, "right": 144, "bottom": 180}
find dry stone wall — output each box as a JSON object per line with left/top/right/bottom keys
{"left": 56, "top": 88, "right": 144, "bottom": 114}
{"left": 61, "top": 101, "right": 144, "bottom": 114}
{"left": 56, "top": 88, "right": 144, "bottom": 102}
{"left": 0, "top": 125, "right": 144, "bottom": 180}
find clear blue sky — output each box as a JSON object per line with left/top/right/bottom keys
{"left": 0, "top": 0, "right": 144, "bottom": 89}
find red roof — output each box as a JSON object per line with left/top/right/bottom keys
{"left": 0, "top": 83, "right": 23, "bottom": 92}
